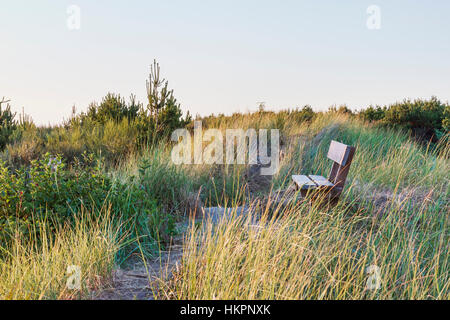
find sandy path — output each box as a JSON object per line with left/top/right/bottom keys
{"left": 92, "top": 240, "right": 184, "bottom": 300}
{"left": 92, "top": 207, "right": 251, "bottom": 300}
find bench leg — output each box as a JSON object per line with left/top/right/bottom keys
{"left": 298, "top": 187, "right": 343, "bottom": 208}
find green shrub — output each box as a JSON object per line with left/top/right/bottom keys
{"left": 6, "top": 127, "right": 44, "bottom": 166}
{"left": 73, "top": 93, "right": 140, "bottom": 125}
{"left": 99, "top": 119, "right": 138, "bottom": 161}
{"left": 383, "top": 97, "right": 445, "bottom": 132}
{"left": 0, "top": 152, "right": 176, "bottom": 258}
{"left": 157, "top": 97, "right": 191, "bottom": 137}
{"left": 134, "top": 152, "right": 192, "bottom": 214}
{"left": 328, "top": 105, "right": 353, "bottom": 115}
{"left": 357, "top": 98, "right": 448, "bottom": 142}
{"left": 358, "top": 105, "right": 386, "bottom": 122}
{"left": 0, "top": 153, "right": 110, "bottom": 225}
{"left": 442, "top": 104, "right": 450, "bottom": 132}
{"left": 0, "top": 98, "right": 17, "bottom": 151}
{"left": 7, "top": 118, "right": 140, "bottom": 166}
{"left": 45, "top": 126, "right": 87, "bottom": 162}
{"left": 291, "top": 105, "right": 316, "bottom": 124}
{"left": 3, "top": 62, "right": 191, "bottom": 167}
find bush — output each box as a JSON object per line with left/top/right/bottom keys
{"left": 134, "top": 152, "right": 192, "bottom": 215}
{"left": 99, "top": 119, "right": 138, "bottom": 161}
{"left": 442, "top": 104, "right": 450, "bottom": 132}
{"left": 45, "top": 126, "right": 87, "bottom": 162}
{"left": 157, "top": 96, "right": 191, "bottom": 137}
{"left": 73, "top": 93, "right": 140, "bottom": 125}
{"left": 328, "top": 105, "right": 353, "bottom": 115}
{"left": 358, "top": 106, "right": 386, "bottom": 122}
{"left": 291, "top": 105, "right": 316, "bottom": 124}
{"left": 3, "top": 61, "right": 191, "bottom": 167}
{"left": 7, "top": 117, "right": 139, "bottom": 166}
{"left": 0, "top": 153, "right": 111, "bottom": 227}
{"left": 0, "top": 152, "right": 177, "bottom": 257}
{"left": 6, "top": 127, "right": 44, "bottom": 166}
{"left": 383, "top": 97, "right": 446, "bottom": 135}
{"left": 357, "top": 98, "right": 448, "bottom": 142}
{"left": 0, "top": 98, "right": 17, "bottom": 151}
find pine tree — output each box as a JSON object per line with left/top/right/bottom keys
{"left": 146, "top": 60, "right": 173, "bottom": 134}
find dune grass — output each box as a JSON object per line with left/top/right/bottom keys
{"left": 1, "top": 111, "right": 447, "bottom": 300}
{"left": 166, "top": 115, "right": 449, "bottom": 300}
{"left": 169, "top": 199, "right": 448, "bottom": 299}
{"left": 0, "top": 209, "right": 123, "bottom": 300}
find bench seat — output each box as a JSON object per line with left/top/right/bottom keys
{"left": 292, "top": 175, "right": 334, "bottom": 190}
{"left": 291, "top": 141, "right": 356, "bottom": 206}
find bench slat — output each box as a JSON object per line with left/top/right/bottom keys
{"left": 292, "top": 175, "right": 317, "bottom": 190}
{"left": 308, "top": 175, "right": 334, "bottom": 187}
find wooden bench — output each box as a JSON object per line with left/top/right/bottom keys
{"left": 292, "top": 140, "right": 356, "bottom": 205}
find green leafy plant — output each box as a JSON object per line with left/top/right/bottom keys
{"left": 0, "top": 152, "right": 177, "bottom": 258}
{"left": 0, "top": 98, "right": 17, "bottom": 151}
{"left": 383, "top": 97, "right": 445, "bottom": 131}
{"left": 358, "top": 105, "right": 386, "bottom": 122}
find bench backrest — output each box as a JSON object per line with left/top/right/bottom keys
{"left": 327, "top": 141, "right": 356, "bottom": 189}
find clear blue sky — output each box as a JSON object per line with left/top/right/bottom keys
{"left": 1, "top": 0, "right": 449, "bottom": 125}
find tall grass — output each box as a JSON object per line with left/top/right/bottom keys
{"left": 1, "top": 109, "right": 447, "bottom": 300}
{"left": 115, "top": 142, "right": 251, "bottom": 211}
{"left": 169, "top": 189, "right": 448, "bottom": 299}
{"left": 0, "top": 209, "right": 123, "bottom": 300}
{"left": 167, "top": 115, "right": 449, "bottom": 300}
